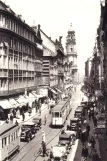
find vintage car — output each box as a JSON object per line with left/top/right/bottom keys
{"left": 58, "top": 133, "right": 72, "bottom": 150}
{"left": 20, "top": 122, "right": 37, "bottom": 142}
{"left": 52, "top": 144, "right": 67, "bottom": 160}
{"left": 70, "top": 117, "right": 81, "bottom": 131}
{"left": 32, "top": 116, "right": 42, "bottom": 130}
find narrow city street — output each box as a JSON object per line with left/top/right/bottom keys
{"left": 0, "top": 1, "right": 105, "bottom": 161}
{"left": 11, "top": 85, "right": 83, "bottom": 161}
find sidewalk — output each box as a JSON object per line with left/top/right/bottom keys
{"left": 73, "top": 115, "right": 101, "bottom": 161}
{"left": 0, "top": 103, "right": 48, "bottom": 126}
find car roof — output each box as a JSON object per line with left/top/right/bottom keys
{"left": 71, "top": 118, "right": 79, "bottom": 121}
{"left": 33, "top": 116, "right": 41, "bottom": 119}
{"left": 59, "top": 134, "right": 71, "bottom": 138}
{"left": 22, "top": 122, "right": 36, "bottom": 125}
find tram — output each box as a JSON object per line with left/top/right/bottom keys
{"left": 0, "top": 123, "right": 21, "bottom": 161}
{"left": 51, "top": 98, "right": 71, "bottom": 127}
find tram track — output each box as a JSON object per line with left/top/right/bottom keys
{"left": 9, "top": 114, "right": 52, "bottom": 161}
{"left": 10, "top": 95, "right": 78, "bottom": 161}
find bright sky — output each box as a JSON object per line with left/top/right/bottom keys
{"left": 4, "top": 0, "right": 101, "bottom": 75}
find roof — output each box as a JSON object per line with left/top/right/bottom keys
{"left": 59, "top": 134, "right": 71, "bottom": 138}
{"left": 22, "top": 122, "right": 36, "bottom": 125}
{"left": 52, "top": 100, "right": 68, "bottom": 112}
{"left": 0, "top": 123, "right": 18, "bottom": 136}
{"left": 70, "top": 118, "right": 79, "bottom": 121}
{"left": 75, "top": 106, "right": 83, "bottom": 111}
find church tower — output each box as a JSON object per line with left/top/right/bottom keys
{"left": 66, "top": 23, "right": 78, "bottom": 84}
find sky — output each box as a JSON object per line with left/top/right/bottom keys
{"left": 4, "top": 0, "right": 101, "bottom": 75}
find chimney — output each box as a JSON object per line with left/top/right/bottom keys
{"left": 38, "top": 24, "right": 41, "bottom": 30}
{"left": 59, "top": 36, "right": 63, "bottom": 43}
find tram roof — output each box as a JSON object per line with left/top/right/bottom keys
{"left": 0, "top": 123, "right": 18, "bottom": 136}
{"left": 58, "top": 101, "right": 67, "bottom": 105}
{"left": 52, "top": 101, "right": 67, "bottom": 112}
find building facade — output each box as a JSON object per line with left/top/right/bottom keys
{"left": 55, "top": 37, "right": 65, "bottom": 91}
{"left": 0, "top": 1, "right": 43, "bottom": 98}
{"left": 65, "top": 23, "right": 78, "bottom": 84}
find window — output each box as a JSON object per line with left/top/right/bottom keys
{"left": 14, "top": 132, "right": 15, "bottom": 140}
{"left": 10, "top": 39, "right": 13, "bottom": 48}
{"left": 2, "top": 137, "right": 7, "bottom": 148}
{"left": 11, "top": 133, "right": 13, "bottom": 142}
{"left": 8, "top": 135, "right": 10, "bottom": 144}
{"left": 54, "top": 112, "right": 59, "bottom": 118}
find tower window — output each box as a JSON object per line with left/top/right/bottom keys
{"left": 71, "top": 48, "right": 73, "bottom": 52}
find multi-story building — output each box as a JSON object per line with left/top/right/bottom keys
{"left": 40, "top": 29, "right": 65, "bottom": 98}
{"left": 0, "top": 1, "right": 43, "bottom": 98}
{"left": 40, "top": 29, "right": 58, "bottom": 98}
{"left": 65, "top": 23, "right": 78, "bottom": 84}
{"left": 85, "top": 57, "right": 92, "bottom": 78}
{"left": 55, "top": 37, "right": 65, "bottom": 91}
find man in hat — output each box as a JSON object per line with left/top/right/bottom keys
{"left": 42, "top": 131, "right": 46, "bottom": 143}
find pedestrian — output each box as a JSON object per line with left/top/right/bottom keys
{"left": 92, "top": 149, "right": 100, "bottom": 161}
{"left": 89, "top": 136, "right": 96, "bottom": 148}
{"left": 77, "top": 127, "right": 82, "bottom": 139}
{"left": 83, "top": 118, "right": 87, "bottom": 126}
{"left": 10, "top": 113, "right": 13, "bottom": 123}
{"left": 86, "top": 124, "right": 90, "bottom": 137}
{"left": 28, "top": 107, "right": 31, "bottom": 116}
{"left": 15, "top": 120, "right": 19, "bottom": 125}
{"left": 41, "top": 141, "right": 48, "bottom": 157}
{"left": 93, "top": 117, "right": 97, "bottom": 127}
{"left": 81, "top": 145, "right": 88, "bottom": 160}
{"left": 22, "top": 112, "right": 25, "bottom": 121}
{"left": 81, "top": 130, "right": 86, "bottom": 145}
{"left": 88, "top": 110, "right": 91, "bottom": 120}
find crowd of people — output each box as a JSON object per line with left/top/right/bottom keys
{"left": 77, "top": 101, "right": 101, "bottom": 161}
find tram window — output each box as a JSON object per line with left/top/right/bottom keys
{"left": 14, "top": 132, "right": 15, "bottom": 140}
{"left": 8, "top": 135, "right": 10, "bottom": 144}
{"left": 54, "top": 112, "right": 59, "bottom": 117}
{"left": 60, "top": 112, "right": 62, "bottom": 117}
{"left": 11, "top": 133, "right": 13, "bottom": 142}
{"left": 2, "top": 137, "right": 7, "bottom": 148}
{"left": 16, "top": 130, "right": 18, "bottom": 138}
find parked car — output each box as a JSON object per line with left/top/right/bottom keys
{"left": 70, "top": 117, "right": 81, "bottom": 131}
{"left": 20, "top": 122, "right": 37, "bottom": 142}
{"left": 59, "top": 133, "right": 72, "bottom": 150}
{"left": 32, "top": 116, "right": 42, "bottom": 130}
{"left": 52, "top": 144, "right": 67, "bottom": 160}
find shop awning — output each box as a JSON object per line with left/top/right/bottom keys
{"left": 25, "top": 93, "right": 35, "bottom": 102}
{"left": 49, "top": 87, "right": 57, "bottom": 95}
{"left": 32, "top": 92, "right": 43, "bottom": 100}
{"left": 9, "top": 98, "right": 20, "bottom": 108}
{"left": 16, "top": 95, "right": 28, "bottom": 107}
{"left": 0, "top": 99, "right": 13, "bottom": 109}
{"left": 54, "top": 87, "right": 62, "bottom": 93}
